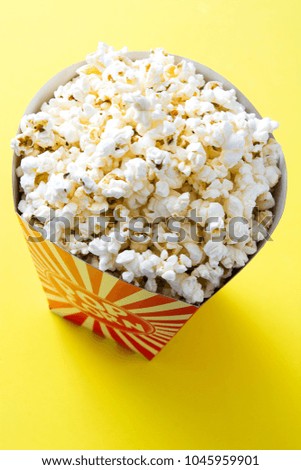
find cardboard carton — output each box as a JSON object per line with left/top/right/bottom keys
{"left": 12, "top": 53, "right": 287, "bottom": 359}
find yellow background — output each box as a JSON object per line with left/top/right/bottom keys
{"left": 0, "top": 0, "right": 300, "bottom": 450}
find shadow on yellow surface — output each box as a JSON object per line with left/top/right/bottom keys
{"left": 45, "top": 287, "right": 300, "bottom": 449}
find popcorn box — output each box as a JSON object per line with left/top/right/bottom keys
{"left": 12, "top": 53, "right": 287, "bottom": 359}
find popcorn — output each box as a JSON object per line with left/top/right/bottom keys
{"left": 204, "top": 240, "right": 228, "bottom": 267}
{"left": 13, "top": 42, "right": 282, "bottom": 305}
{"left": 155, "top": 180, "right": 170, "bottom": 197}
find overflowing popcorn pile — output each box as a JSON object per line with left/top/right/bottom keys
{"left": 12, "top": 43, "right": 282, "bottom": 304}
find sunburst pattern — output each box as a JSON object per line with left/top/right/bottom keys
{"left": 18, "top": 215, "right": 198, "bottom": 359}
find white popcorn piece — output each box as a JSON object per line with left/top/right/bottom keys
{"left": 224, "top": 195, "right": 244, "bottom": 218}
{"left": 116, "top": 250, "right": 136, "bottom": 264}
{"left": 204, "top": 240, "right": 228, "bottom": 267}
{"left": 12, "top": 42, "right": 282, "bottom": 305}
{"left": 155, "top": 180, "right": 170, "bottom": 197}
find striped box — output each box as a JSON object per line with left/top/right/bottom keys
{"left": 12, "top": 53, "right": 286, "bottom": 359}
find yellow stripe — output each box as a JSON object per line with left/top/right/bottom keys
{"left": 115, "top": 289, "right": 155, "bottom": 307}
{"left": 155, "top": 327, "right": 176, "bottom": 334}
{"left": 139, "top": 335, "right": 165, "bottom": 348}
{"left": 129, "top": 300, "right": 186, "bottom": 314}
{"left": 51, "top": 309, "right": 66, "bottom": 318}
{"left": 47, "top": 243, "right": 80, "bottom": 285}
{"left": 99, "top": 324, "right": 111, "bottom": 338}
{"left": 153, "top": 331, "right": 175, "bottom": 339}
{"left": 75, "top": 261, "right": 93, "bottom": 292}
{"left": 155, "top": 327, "right": 181, "bottom": 333}
{"left": 41, "top": 281, "right": 58, "bottom": 292}
{"left": 82, "top": 316, "right": 94, "bottom": 331}
{"left": 143, "top": 314, "right": 192, "bottom": 321}
{"left": 46, "top": 293, "right": 68, "bottom": 302}
{"left": 44, "top": 286, "right": 63, "bottom": 296}
{"left": 98, "top": 273, "right": 118, "bottom": 299}
{"left": 151, "top": 321, "right": 185, "bottom": 327}
{"left": 51, "top": 307, "right": 80, "bottom": 315}
{"left": 29, "top": 240, "right": 62, "bottom": 277}
{"left": 116, "top": 331, "right": 142, "bottom": 354}
{"left": 126, "top": 333, "right": 158, "bottom": 355}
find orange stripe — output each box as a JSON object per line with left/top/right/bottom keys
{"left": 27, "top": 243, "right": 49, "bottom": 270}
{"left": 93, "top": 320, "right": 105, "bottom": 337}
{"left": 138, "top": 333, "right": 167, "bottom": 349}
{"left": 155, "top": 325, "right": 183, "bottom": 333}
{"left": 105, "top": 280, "right": 141, "bottom": 303}
{"left": 49, "top": 243, "right": 86, "bottom": 288}
{"left": 123, "top": 294, "right": 175, "bottom": 311}
{"left": 35, "top": 268, "right": 52, "bottom": 285}
{"left": 152, "top": 331, "right": 175, "bottom": 340}
{"left": 28, "top": 238, "right": 62, "bottom": 278}
{"left": 150, "top": 320, "right": 187, "bottom": 325}
{"left": 64, "top": 312, "right": 87, "bottom": 326}
{"left": 121, "top": 332, "right": 157, "bottom": 360}
{"left": 152, "top": 323, "right": 187, "bottom": 344}
{"left": 86, "top": 263, "right": 103, "bottom": 295}
{"left": 43, "top": 285, "right": 61, "bottom": 295}
{"left": 106, "top": 327, "right": 132, "bottom": 350}
{"left": 48, "top": 300, "right": 73, "bottom": 310}
{"left": 18, "top": 216, "right": 41, "bottom": 239}
{"left": 140, "top": 305, "right": 197, "bottom": 318}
